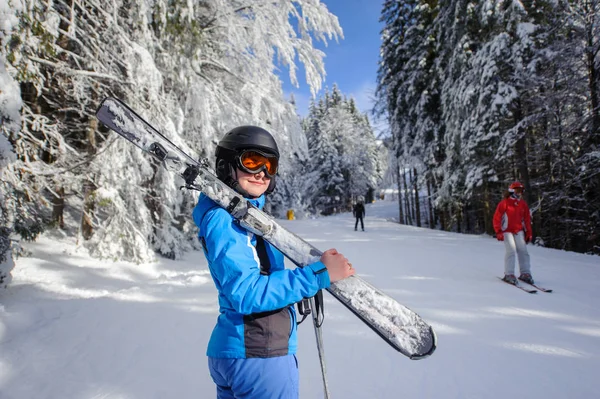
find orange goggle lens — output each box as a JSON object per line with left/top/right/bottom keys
{"left": 239, "top": 151, "right": 278, "bottom": 176}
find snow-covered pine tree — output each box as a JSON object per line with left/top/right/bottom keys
{"left": 529, "top": 0, "right": 600, "bottom": 252}
{"left": 2, "top": 0, "right": 345, "bottom": 262}
{"left": 377, "top": 0, "right": 600, "bottom": 253}
{"left": 0, "top": 1, "right": 23, "bottom": 287}
{"left": 345, "top": 98, "right": 384, "bottom": 203}
{"left": 303, "top": 89, "right": 384, "bottom": 214}
{"left": 378, "top": 0, "right": 444, "bottom": 228}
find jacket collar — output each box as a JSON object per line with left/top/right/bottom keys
{"left": 247, "top": 195, "right": 265, "bottom": 210}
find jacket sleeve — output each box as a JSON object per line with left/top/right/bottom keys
{"left": 492, "top": 200, "right": 505, "bottom": 233}
{"left": 201, "top": 208, "right": 330, "bottom": 315}
{"left": 523, "top": 201, "right": 532, "bottom": 235}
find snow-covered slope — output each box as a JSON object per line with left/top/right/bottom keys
{"left": 1, "top": 200, "right": 599, "bottom": 398}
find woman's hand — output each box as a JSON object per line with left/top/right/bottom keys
{"left": 320, "top": 248, "right": 356, "bottom": 283}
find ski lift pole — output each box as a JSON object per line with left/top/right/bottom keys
{"left": 310, "top": 292, "right": 330, "bottom": 398}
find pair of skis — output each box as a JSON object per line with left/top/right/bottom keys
{"left": 498, "top": 277, "right": 553, "bottom": 293}
{"left": 95, "top": 97, "right": 437, "bottom": 397}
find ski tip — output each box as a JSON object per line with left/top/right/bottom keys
{"left": 95, "top": 97, "right": 116, "bottom": 116}
{"left": 409, "top": 326, "right": 437, "bottom": 360}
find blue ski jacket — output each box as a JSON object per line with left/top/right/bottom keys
{"left": 193, "top": 193, "right": 331, "bottom": 359}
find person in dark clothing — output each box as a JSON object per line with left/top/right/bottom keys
{"left": 353, "top": 197, "right": 366, "bottom": 231}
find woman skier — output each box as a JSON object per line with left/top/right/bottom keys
{"left": 193, "top": 126, "right": 355, "bottom": 398}
{"left": 493, "top": 181, "right": 534, "bottom": 285}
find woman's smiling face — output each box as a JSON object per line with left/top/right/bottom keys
{"left": 236, "top": 168, "right": 271, "bottom": 198}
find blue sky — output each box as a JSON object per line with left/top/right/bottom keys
{"left": 279, "top": 0, "right": 384, "bottom": 119}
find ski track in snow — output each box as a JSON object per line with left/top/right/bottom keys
{"left": 1, "top": 200, "right": 600, "bottom": 398}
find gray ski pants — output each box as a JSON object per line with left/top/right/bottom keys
{"left": 503, "top": 231, "right": 531, "bottom": 276}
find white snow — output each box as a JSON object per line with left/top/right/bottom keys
{"left": 1, "top": 200, "right": 600, "bottom": 398}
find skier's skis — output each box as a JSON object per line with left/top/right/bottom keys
{"left": 497, "top": 277, "right": 537, "bottom": 294}
{"left": 96, "top": 97, "right": 437, "bottom": 360}
{"left": 519, "top": 280, "right": 553, "bottom": 293}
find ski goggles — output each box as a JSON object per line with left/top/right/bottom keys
{"left": 236, "top": 150, "right": 278, "bottom": 177}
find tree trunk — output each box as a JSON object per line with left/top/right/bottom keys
{"left": 440, "top": 205, "right": 448, "bottom": 231}
{"left": 81, "top": 181, "right": 96, "bottom": 240}
{"left": 81, "top": 117, "right": 99, "bottom": 241}
{"left": 396, "top": 164, "right": 405, "bottom": 224}
{"left": 408, "top": 168, "right": 416, "bottom": 223}
{"left": 427, "top": 174, "right": 435, "bottom": 228}
{"left": 413, "top": 168, "right": 421, "bottom": 227}
{"left": 402, "top": 168, "right": 412, "bottom": 225}
{"left": 483, "top": 181, "right": 493, "bottom": 235}
{"left": 52, "top": 186, "right": 65, "bottom": 229}
{"left": 557, "top": 120, "right": 571, "bottom": 250}
{"left": 145, "top": 168, "right": 161, "bottom": 242}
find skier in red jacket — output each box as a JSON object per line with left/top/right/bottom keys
{"left": 493, "top": 182, "right": 534, "bottom": 285}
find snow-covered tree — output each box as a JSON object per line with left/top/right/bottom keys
{"left": 1, "top": 0, "right": 24, "bottom": 288}
{"left": 377, "top": 0, "right": 600, "bottom": 254}
{"left": 2, "top": 0, "right": 344, "bottom": 262}
{"left": 303, "top": 90, "right": 384, "bottom": 214}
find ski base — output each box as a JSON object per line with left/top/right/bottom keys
{"left": 497, "top": 277, "right": 537, "bottom": 293}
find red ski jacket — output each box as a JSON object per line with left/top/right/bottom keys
{"left": 493, "top": 197, "right": 532, "bottom": 236}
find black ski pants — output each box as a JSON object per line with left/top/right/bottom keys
{"left": 355, "top": 216, "right": 364, "bottom": 231}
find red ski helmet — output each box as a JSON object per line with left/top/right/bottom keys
{"left": 508, "top": 181, "right": 525, "bottom": 192}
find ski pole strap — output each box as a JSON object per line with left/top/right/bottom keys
{"left": 296, "top": 298, "right": 311, "bottom": 325}
{"left": 313, "top": 289, "right": 325, "bottom": 328}
{"left": 296, "top": 289, "right": 325, "bottom": 327}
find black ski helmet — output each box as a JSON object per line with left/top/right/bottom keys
{"left": 215, "top": 125, "right": 280, "bottom": 197}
